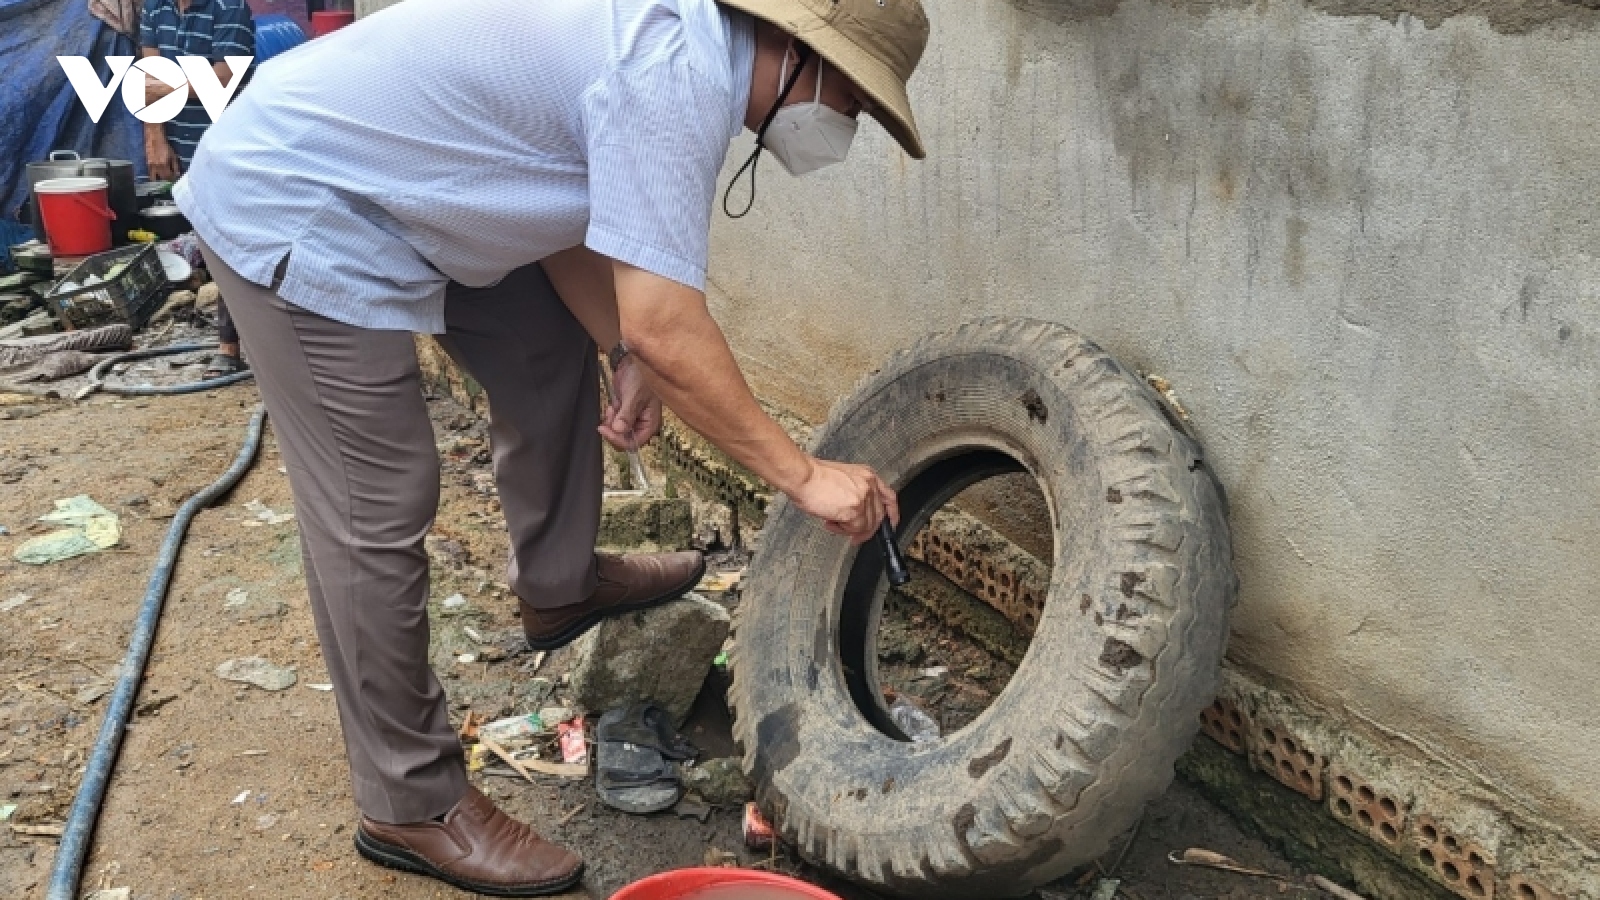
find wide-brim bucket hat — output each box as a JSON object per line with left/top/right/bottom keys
{"left": 719, "top": 0, "right": 931, "bottom": 159}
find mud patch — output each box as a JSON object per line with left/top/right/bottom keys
{"left": 967, "top": 737, "right": 1014, "bottom": 778}
{"left": 1019, "top": 388, "right": 1048, "bottom": 424}
{"left": 1099, "top": 637, "right": 1146, "bottom": 674}
{"left": 1120, "top": 570, "right": 1146, "bottom": 598}
{"left": 756, "top": 702, "right": 803, "bottom": 775}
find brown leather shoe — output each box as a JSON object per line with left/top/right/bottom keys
{"left": 355, "top": 785, "right": 582, "bottom": 897}
{"left": 522, "top": 550, "right": 706, "bottom": 651}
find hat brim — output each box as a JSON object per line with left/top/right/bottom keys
{"left": 720, "top": 0, "right": 926, "bottom": 159}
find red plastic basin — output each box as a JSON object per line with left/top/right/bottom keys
{"left": 610, "top": 868, "right": 842, "bottom": 900}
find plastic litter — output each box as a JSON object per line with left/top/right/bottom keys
{"left": 215, "top": 657, "right": 297, "bottom": 691}
{"left": 889, "top": 697, "right": 940, "bottom": 743}
{"left": 478, "top": 714, "right": 543, "bottom": 751}
{"left": 442, "top": 593, "right": 467, "bottom": 609}
{"left": 743, "top": 802, "right": 775, "bottom": 850}
{"left": 306, "top": 683, "right": 333, "bottom": 692}
{"left": 558, "top": 717, "right": 587, "bottom": 765}
{"left": 231, "top": 791, "right": 251, "bottom": 805}
{"left": 13, "top": 496, "right": 120, "bottom": 564}
{"left": 240, "top": 499, "right": 293, "bottom": 527}
{"left": 0, "top": 804, "right": 16, "bottom": 821}
{"left": 85, "top": 889, "right": 130, "bottom": 900}
{"left": 1, "top": 593, "right": 29, "bottom": 612}
{"left": 697, "top": 570, "right": 743, "bottom": 592}
{"left": 38, "top": 496, "right": 119, "bottom": 532}
{"left": 223, "top": 588, "right": 249, "bottom": 609}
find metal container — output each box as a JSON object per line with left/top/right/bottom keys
{"left": 24, "top": 152, "right": 85, "bottom": 236}
{"left": 82, "top": 158, "right": 138, "bottom": 231}
{"left": 138, "top": 204, "right": 191, "bottom": 241}
{"left": 135, "top": 179, "right": 173, "bottom": 210}
{"left": 25, "top": 151, "right": 138, "bottom": 244}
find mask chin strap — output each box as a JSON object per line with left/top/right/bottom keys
{"left": 723, "top": 42, "right": 814, "bottom": 219}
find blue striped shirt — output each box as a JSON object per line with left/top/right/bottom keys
{"left": 174, "top": 0, "right": 755, "bottom": 335}
{"left": 138, "top": 0, "right": 255, "bottom": 169}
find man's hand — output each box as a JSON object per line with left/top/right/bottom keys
{"left": 790, "top": 458, "right": 899, "bottom": 544}
{"left": 609, "top": 262, "right": 900, "bottom": 543}
{"left": 146, "top": 136, "right": 179, "bottom": 181}
{"left": 598, "top": 354, "right": 662, "bottom": 451}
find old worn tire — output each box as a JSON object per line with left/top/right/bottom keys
{"left": 728, "top": 318, "right": 1235, "bottom": 898}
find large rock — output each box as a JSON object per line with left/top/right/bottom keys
{"left": 568, "top": 593, "right": 728, "bottom": 726}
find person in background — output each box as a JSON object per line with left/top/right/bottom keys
{"left": 138, "top": 0, "right": 252, "bottom": 379}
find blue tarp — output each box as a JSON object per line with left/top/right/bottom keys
{"left": 1, "top": 0, "right": 144, "bottom": 226}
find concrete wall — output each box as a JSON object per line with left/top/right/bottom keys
{"left": 706, "top": 0, "right": 1600, "bottom": 848}
{"left": 353, "top": 0, "right": 400, "bottom": 20}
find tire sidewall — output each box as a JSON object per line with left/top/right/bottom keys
{"left": 731, "top": 319, "right": 1234, "bottom": 898}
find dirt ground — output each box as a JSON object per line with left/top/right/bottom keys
{"left": 0, "top": 377, "right": 1322, "bottom": 900}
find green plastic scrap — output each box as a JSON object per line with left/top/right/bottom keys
{"left": 13, "top": 495, "right": 121, "bottom": 565}
{"left": 713, "top": 652, "right": 729, "bottom": 670}
{"left": 1089, "top": 879, "right": 1121, "bottom": 900}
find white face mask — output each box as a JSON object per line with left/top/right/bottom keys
{"left": 762, "top": 51, "right": 858, "bottom": 176}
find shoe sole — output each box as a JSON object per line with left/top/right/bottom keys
{"left": 524, "top": 555, "right": 708, "bottom": 652}
{"left": 355, "top": 828, "right": 584, "bottom": 897}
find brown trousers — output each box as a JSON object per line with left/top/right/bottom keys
{"left": 203, "top": 245, "right": 602, "bottom": 823}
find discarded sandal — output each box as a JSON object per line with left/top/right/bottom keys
{"left": 202, "top": 352, "right": 246, "bottom": 379}
{"left": 594, "top": 703, "right": 698, "bottom": 815}
{"left": 598, "top": 702, "right": 697, "bottom": 760}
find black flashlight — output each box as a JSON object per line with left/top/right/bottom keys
{"left": 878, "top": 519, "right": 910, "bottom": 587}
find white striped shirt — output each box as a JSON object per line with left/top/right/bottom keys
{"left": 174, "top": 0, "right": 754, "bottom": 334}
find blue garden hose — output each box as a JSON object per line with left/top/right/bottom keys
{"left": 78, "top": 342, "right": 254, "bottom": 397}
{"left": 47, "top": 405, "right": 268, "bottom": 900}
